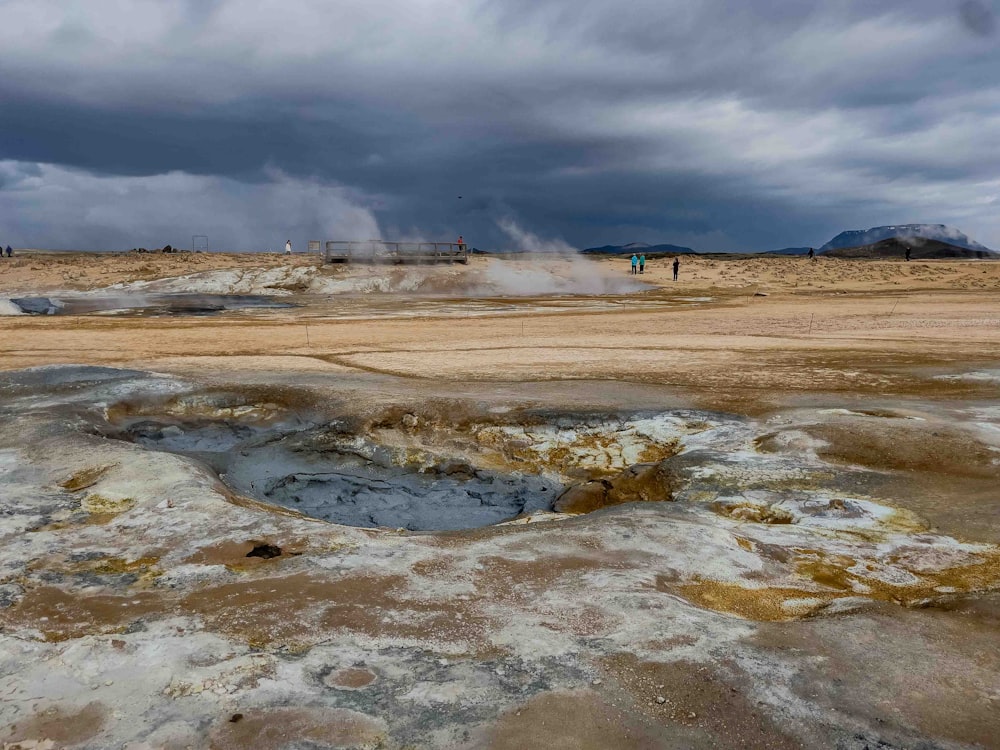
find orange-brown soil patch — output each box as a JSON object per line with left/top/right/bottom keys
{"left": 596, "top": 655, "right": 802, "bottom": 750}
{"left": 208, "top": 707, "right": 385, "bottom": 750}
{"left": 181, "top": 571, "right": 496, "bottom": 654}
{"left": 807, "top": 421, "right": 1000, "bottom": 478}
{"left": 1, "top": 586, "right": 169, "bottom": 641}
{"left": 1, "top": 251, "right": 319, "bottom": 292}
{"left": 184, "top": 538, "right": 308, "bottom": 571}
{"left": 555, "top": 463, "right": 677, "bottom": 514}
{"left": 473, "top": 689, "right": 685, "bottom": 750}
{"left": 324, "top": 667, "right": 378, "bottom": 690}
{"left": 750, "top": 596, "right": 1000, "bottom": 748}
{"left": 2, "top": 702, "right": 107, "bottom": 746}
{"left": 474, "top": 554, "right": 627, "bottom": 601}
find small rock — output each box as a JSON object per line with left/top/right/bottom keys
{"left": 688, "top": 711, "right": 697, "bottom": 719}
{"left": 246, "top": 543, "right": 282, "bottom": 559}
{"left": 656, "top": 696, "right": 666, "bottom": 704}
{"left": 591, "top": 679, "right": 602, "bottom": 686}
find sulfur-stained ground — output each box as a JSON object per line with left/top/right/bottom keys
{"left": 1, "top": 253, "right": 999, "bottom": 749}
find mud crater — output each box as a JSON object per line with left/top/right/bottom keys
{"left": 9, "top": 293, "right": 295, "bottom": 316}
{"left": 99, "top": 396, "right": 688, "bottom": 531}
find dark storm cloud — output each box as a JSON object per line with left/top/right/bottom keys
{"left": 960, "top": 0, "right": 997, "bottom": 36}
{"left": 1, "top": 0, "right": 999, "bottom": 251}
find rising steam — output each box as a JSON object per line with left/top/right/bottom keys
{"left": 480, "top": 217, "right": 649, "bottom": 296}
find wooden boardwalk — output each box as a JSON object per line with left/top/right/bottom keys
{"left": 317, "top": 240, "right": 468, "bottom": 264}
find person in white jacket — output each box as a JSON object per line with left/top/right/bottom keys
{"left": 285, "top": 240, "right": 292, "bottom": 255}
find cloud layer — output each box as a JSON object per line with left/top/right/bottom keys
{"left": 1, "top": 1, "right": 999, "bottom": 251}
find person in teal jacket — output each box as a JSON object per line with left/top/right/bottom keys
{"left": 639, "top": 254, "right": 646, "bottom": 274}
{"left": 630, "top": 254, "right": 638, "bottom": 275}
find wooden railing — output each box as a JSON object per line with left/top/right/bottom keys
{"left": 316, "top": 240, "right": 468, "bottom": 264}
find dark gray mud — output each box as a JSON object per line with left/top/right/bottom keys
{"left": 113, "top": 417, "right": 560, "bottom": 531}
{"left": 89, "top": 382, "right": 702, "bottom": 531}
{"left": 9, "top": 294, "right": 294, "bottom": 316}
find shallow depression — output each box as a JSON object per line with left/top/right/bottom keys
{"left": 6, "top": 293, "right": 296, "bottom": 317}
{"left": 98, "top": 396, "right": 702, "bottom": 531}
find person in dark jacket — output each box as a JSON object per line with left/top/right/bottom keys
{"left": 672, "top": 257, "right": 680, "bottom": 281}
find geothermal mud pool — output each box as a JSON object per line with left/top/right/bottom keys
{"left": 6, "top": 294, "right": 296, "bottom": 317}
{"left": 1, "top": 363, "right": 999, "bottom": 748}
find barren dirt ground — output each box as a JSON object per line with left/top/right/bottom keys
{"left": 1, "top": 252, "right": 999, "bottom": 749}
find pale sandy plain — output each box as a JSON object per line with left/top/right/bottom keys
{"left": 1, "top": 251, "right": 999, "bottom": 749}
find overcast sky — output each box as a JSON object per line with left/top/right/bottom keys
{"left": 2, "top": 0, "right": 999, "bottom": 252}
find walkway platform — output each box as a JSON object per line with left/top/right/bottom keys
{"left": 318, "top": 240, "right": 468, "bottom": 264}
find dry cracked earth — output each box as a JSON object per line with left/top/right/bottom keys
{"left": 1, "top": 253, "right": 1000, "bottom": 749}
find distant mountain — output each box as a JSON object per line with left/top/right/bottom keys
{"left": 822, "top": 237, "right": 996, "bottom": 260}
{"left": 819, "top": 224, "right": 992, "bottom": 253}
{"left": 583, "top": 241, "right": 696, "bottom": 255}
{"left": 763, "top": 247, "right": 813, "bottom": 256}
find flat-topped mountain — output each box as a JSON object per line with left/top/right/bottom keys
{"left": 820, "top": 224, "right": 992, "bottom": 253}
{"left": 822, "top": 237, "right": 996, "bottom": 260}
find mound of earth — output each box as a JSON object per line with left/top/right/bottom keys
{"left": 820, "top": 224, "right": 992, "bottom": 253}
{"left": 821, "top": 237, "right": 996, "bottom": 260}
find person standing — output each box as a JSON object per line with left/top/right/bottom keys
{"left": 285, "top": 239, "right": 292, "bottom": 255}
{"left": 631, "top": 254, "right": 638, "bottom": 275}
{"left": 672, "top": 257, "right": 680, "bottom": 281}
{"left": 905, "top": 246, "right": 911, "bottom": 262}
{"left": 808, "top": 248, "right": 815, "bottom": 260}
{"left": 5, "top": 246, "right": 11, "bottom": 258}
{"left": 639, "top": 254, "right": 646, "bottom": 274}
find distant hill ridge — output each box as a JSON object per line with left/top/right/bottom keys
{"left": 583, "top": 241, "right": 696, "bottom": 255}
{"left": 819, "top": 224, "right": 992, "bottom": 253}
{"left": 822, "top": 237, "right": 996, "bottom": 260}
{"left": 764, "top": 247, "right": 813, "bottom": 256}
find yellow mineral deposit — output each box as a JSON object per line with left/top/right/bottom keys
{"left": 1, "top": 251, "right": 999, "bottom": 748}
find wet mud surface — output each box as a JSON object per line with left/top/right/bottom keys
{"left": 8, "top": 293, "right": 296, "bottom": 316}
{"left": 107, "top": 413, "right": 562, "bottom": 531}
